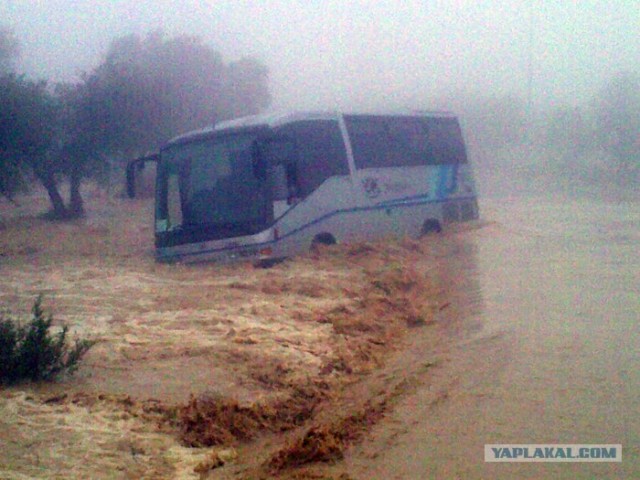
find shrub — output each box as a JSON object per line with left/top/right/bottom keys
{"left": 0, "top": 296, "right": 95, "bottom": 385}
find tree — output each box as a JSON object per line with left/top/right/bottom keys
{"left": 593, "top": 71, "right": 640, "bottom": 186}
{"left": 0, "top": 29, "right": 73, "bottom": 215}
{"left": 1, "top": 30, "right": 272, "bottom": 216}
{"left": 79, "top": 31, "right": 226, "bottom": 160}
{"left": 59, "top": 31, "right": 271, "bottom": 213}
{"left": 0, "top": 75, "right": 66, "bottom": 214}
{"left": 84, "top": 31, "right": 272, "bottom": 156}
{"left": 0, "top": 26, "right": 20, "bottom": 74}
{"left": 0, "top": 27, "right": 23, "bottom": 200}
{"left": 219, "top": 57, "right": 272, "bottom": 120}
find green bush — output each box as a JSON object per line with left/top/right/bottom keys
{"left": 0, "top": 296, "right": 95, "bottom": 385}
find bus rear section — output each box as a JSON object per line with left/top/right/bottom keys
{"left": 150, "top": 111, "right": 478, "bottom": 264}
{"left": 343, "top": 113, "right": 479, "bottom": 236}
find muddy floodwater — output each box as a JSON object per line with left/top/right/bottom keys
{"left": 1, "top": 192, "right": 637, "bottom": 479}
{"left": 346, "top": 196, "right": 640, "bottom": 479}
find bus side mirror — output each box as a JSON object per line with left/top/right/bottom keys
{"left": 126, "top": 161, "right": 137, "bottom": 198}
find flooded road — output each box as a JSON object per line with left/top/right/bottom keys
{"left": 346, "top": 197, "right": 640, "bottom": 479}
{"left": 1, "top": 193, "right": 637, "bottom": 478}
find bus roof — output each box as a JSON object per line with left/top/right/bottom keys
{"left": 167, "top": 110, "right": 458, "bottom": 146}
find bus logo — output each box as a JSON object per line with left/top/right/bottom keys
{"left": 362, "top": 177, "right": 381, "bottom": 198}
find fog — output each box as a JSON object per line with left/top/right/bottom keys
{"left": 0, "top": 5, "right": 639, "bottom": 476}
{"left": 2, "top": 0, "right": 638, "bottom": 111}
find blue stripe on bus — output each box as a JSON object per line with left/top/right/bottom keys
{"left": 157, "top": 194, "right": 476, "bottom": 260}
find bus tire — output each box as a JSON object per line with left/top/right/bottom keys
{"left": 311, "top": 233, "right": 337, "bottom": 252}
{"left": 420, "top": 219, "right": 442, "bottom": 236}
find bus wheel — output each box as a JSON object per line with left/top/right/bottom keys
{"left": 311, "top": 233, "right": 337, "bottom": 252}
{"left": 420, "top": 219, "right": 442, "bottom": 236}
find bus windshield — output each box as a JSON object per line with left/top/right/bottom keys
{"left": 155, "top": 132, "right": 270, "bottom": 243}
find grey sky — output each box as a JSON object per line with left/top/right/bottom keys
{"left": 2, "top": 0, "right": 638, "bottom": 111}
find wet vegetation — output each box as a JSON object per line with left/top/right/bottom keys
{"left": 0, "top": 296, "right": 95, "bottom": 384}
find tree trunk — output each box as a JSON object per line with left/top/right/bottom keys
{"left": 68, "top": 161, "right": 85, "bottom": 218}
{"left": 38, "top": 169, "right": 68, "bottom": 219}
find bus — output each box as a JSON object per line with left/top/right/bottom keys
{"left": 128, "top": 111, "right": 479, "bottom": 263}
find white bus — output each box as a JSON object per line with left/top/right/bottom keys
{"left": 130, "top": 111, "right": 479, "bottom": 263}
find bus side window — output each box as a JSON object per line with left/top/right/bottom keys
{"left": 277, "top": 120, "right": 349, "bottom": 198}
{"left": 260, "top": 137, "right": 300, "bottom": 203}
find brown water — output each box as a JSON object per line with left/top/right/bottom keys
{"left": 1, "top": 194, "right": 637, "bottom": 479}
{"left": 346, "top": 197, "right": 640, "bottom": 479}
